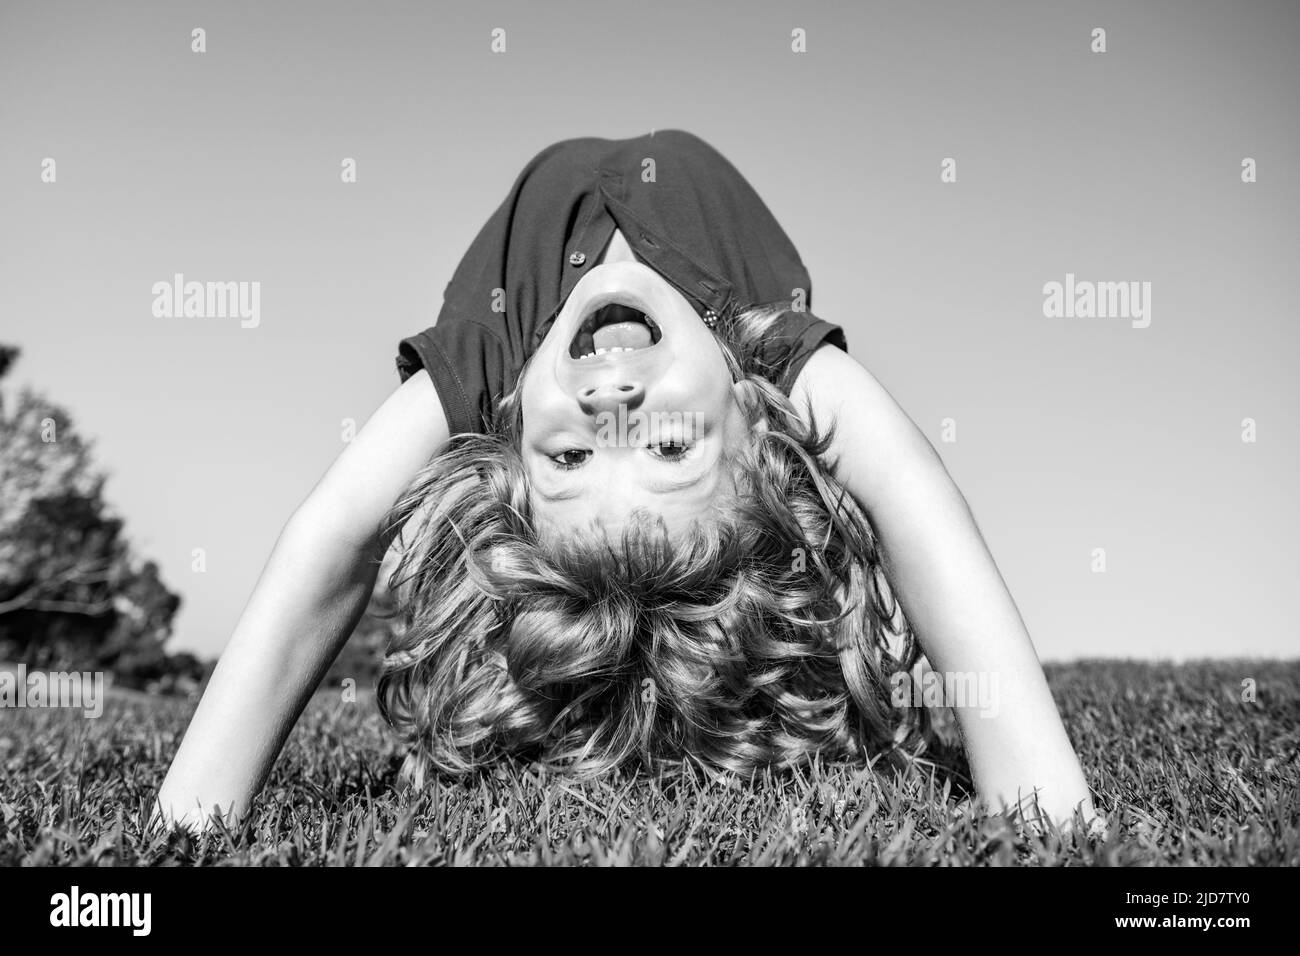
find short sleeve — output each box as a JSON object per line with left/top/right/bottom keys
{"left": 396, "top": 319, "right": 510, "bottom": 436}
{"left": 756, "top": 311, "right": 848, "bottom": 395}
{"left": 774, "top": 316, "right": 847, "bottom": 395}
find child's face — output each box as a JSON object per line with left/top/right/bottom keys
{"left": 519, "top": 237, "right": 749, "bottom": 539}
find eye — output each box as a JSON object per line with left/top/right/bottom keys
{"left": 548, "top": 448, "right": 590, "bottom": 470}
{"left": 648, "top": 441, "right": 692, "bottom": 463}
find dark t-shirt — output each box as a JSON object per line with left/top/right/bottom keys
{"left": 396, "top": 130, "right": 846, "bottom": 435}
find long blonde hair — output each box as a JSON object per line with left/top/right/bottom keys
{"left": 378, "top": 304, "right": 925, "bottom": 780}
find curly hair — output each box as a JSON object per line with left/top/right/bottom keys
{"left": 377, "top": 304, "right": 927, "bottom": 781}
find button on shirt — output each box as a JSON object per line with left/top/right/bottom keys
{"left": 396, "top": 129, "right": 846, "bottom": 435}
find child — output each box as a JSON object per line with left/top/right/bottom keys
{"left": 157, "top": 130, "right": 1095, "bottom": 830}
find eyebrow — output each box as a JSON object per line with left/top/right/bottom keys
{"left": 536, "top": 484, "right": 582, "bottom": 502}
{"left": 538, "top": 471, "right": 705, "bottom": 500}
{"left": 646, "top": 471, "right": 708, "bottom": 494}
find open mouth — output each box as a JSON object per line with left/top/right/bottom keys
{"left": 568, "top": 300, "right": 662, "bottom": 360}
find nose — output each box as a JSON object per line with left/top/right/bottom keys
{"left": 577, "top": 381, "right": 645, "bottom": 416}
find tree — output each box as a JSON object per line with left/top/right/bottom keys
{"left": 0, "top": 345, "right": 183, "bottom": 684}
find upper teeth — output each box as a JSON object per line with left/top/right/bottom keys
{"left": 578, "top": 346, "right": 635, "bottom": 360}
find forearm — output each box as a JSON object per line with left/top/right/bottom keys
{"left": 155, "top": 371, "right": 447, "bottom": 828}
{"left": 866, "top": 453, "right": 1094, "bottom": 822}
{"left": 795, "top": 347, "right": 1093, "bottom": 824}
{"left": 156, "top": 505, "right": 379, "bottom": 827}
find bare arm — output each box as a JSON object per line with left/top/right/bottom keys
{"left": 156, "top": 371, "right": 449, "bottom": 828}
{"left": 793, "top": 346, "right": 1095, "bottom": 826}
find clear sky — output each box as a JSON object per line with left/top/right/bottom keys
{"left": 2, "top": 0, "right": 1297, "bottom": 661}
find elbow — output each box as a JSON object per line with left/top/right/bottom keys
{"left": 857, "top": 424, "right": 961, "bottom": 516}
{"left": 284, "top": 488, "right": 385, "bottom": 560}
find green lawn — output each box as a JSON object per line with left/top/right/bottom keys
{"left": 1, "top": 660, "right": 1296, "bottom": 866}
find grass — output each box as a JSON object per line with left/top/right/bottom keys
{"left": 0, "top": 660, "right": 1296, "bottom": 866}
